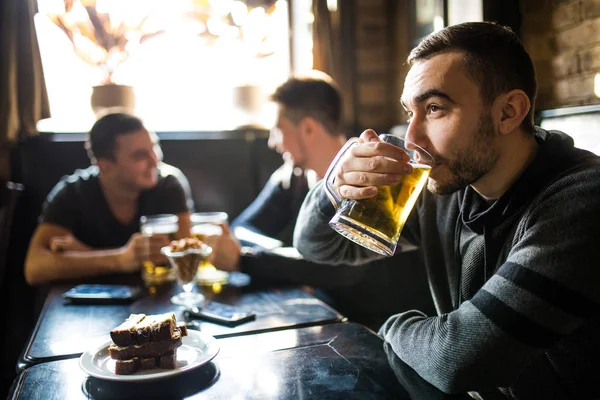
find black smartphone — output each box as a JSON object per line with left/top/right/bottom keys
{"left": 62, "top": 284, "right": 141, "bottom": 304}
{"left": 184, "top": 302, "right": 256, "bottom": 326}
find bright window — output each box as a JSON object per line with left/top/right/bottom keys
{"left": 35, "top": 0, "right": 292, "bottom": 131}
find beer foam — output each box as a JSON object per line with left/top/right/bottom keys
{"left": 141, "top": 223, "right": 178, "bottom": 235}
{"left": 410, "top": 163, "right": 432, "bottom": 169}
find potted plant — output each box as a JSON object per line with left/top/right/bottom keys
{"left": 45, "top": 0, "right": 164, "bottom": 115}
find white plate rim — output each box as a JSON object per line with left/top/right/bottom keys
{"left": 79, "top": 330, "right": 219, "bottom": 382}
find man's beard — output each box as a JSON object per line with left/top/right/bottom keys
{"left": 427, "top": 112, "right": 499, "bottom": 195}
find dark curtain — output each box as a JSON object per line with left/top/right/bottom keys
{"left": 0, "top": 0, "right": 50, "bottom": 152}
{"left": 312, "top": 0, "right": 357, "bottom": 131}
{"left": 312, "top": 0, "right": 339, "bottom": 81}
{"left": 0, "top": 0, "right": 49, "bottom": 395}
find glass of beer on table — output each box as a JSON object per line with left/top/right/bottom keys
{"left": 140, "top": 214, "right": 179, "bottom": 285}
{"left": 324, "top": 134, "right": 433, "bottom": 256}
{"left": 190, "top": 212, "right": 230, "bottom": 285}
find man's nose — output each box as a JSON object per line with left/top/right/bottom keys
{"left": 150, "top": 146, "right": 162, "bottom": 167}
{"left": 404, "top": 118, "right": 425, "bottom": 149}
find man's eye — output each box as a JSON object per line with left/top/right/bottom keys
{"left": 428, "top": 105, "right": 442, "bottom": 113}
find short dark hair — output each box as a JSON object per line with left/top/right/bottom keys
{"left": 408, "top": 22, "right": 537, "bottom": 133}
{"left": 271, "top": 77, "right": 343, "bottom": 135}
{"left": 86, "top": 113, "right": 145, "bottom": 161}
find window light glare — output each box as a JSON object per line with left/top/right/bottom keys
{"left": 595, "top": 73, "right": 600, "bottom": 98}
{"left": 306, "top": 11, "right": 314, "bottom": 24}
{"left": 35, "top": 0, "right": 292, "bottom": 129}
{"left": 94, "top": 0, "right": 110, "bottom": 14}
{"left": 209, "top": 0, "right": 235, "bottom": 16}
{"left": 433, "top": 15, "right": 444, "bottom": 32}
{"left": 38, "top": 0, "right": 65, "bottom": 14}
{"left": 231, "top": 1, "right": 248, "bottom": 26}
{"left": 207, "top": 16, "right": 228, "bottom": 36}
{"left": 275, "top": 0, "right": 287, "bottom": 11}
{"left": 327, "top": 0, "right": 338, "bottom": 12}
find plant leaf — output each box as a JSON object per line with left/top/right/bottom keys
{"left": 84, "top": 5, "right": 114, "bottom": 51}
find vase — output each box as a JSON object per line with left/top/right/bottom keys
{"left": 90, "top": 84, "right": 136, "bottom": 116}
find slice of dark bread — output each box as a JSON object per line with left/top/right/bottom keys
{"left": 139, "top": 356, "right": 156, "bottom": 370}
{"left": 116, "top": 351, "right": 177, "bottom": 374}
{"left": 114, "top": 357, "right": 141, "bottom": 375}
{"left": 110, "top": 313, "right": 178, "bottom": 346}
{"left": 177, "top": 323, "right": 188, "bottom": 337}
{"left": 139, "top": 350, "right": 177, "bottom": 370}
{"left": 159, "top": 352, "right": 176, "bottom": 369}
{"left": 110, "top": 314, "right": 146, "bottom": 346}
{"left": 108, "top": 331, "right": 182, "bottom": 360}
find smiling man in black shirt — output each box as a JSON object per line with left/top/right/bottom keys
{"left": 24, "top": 113, "right": 194, "bottom": 286}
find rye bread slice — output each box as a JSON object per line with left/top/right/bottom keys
{"left": 159, "top": 352, "right": 177, "bottom": 369}
{"left": 115, "top": 351, "right": 177, "bottom": 375}
{"left": 110, "top": 314, "right": 146, "bottom": 347}
{"left": 108, "top": 331, "right": 182, "bottom": 360}
{"left": 110, "top": 313, "right": 177, "bottom": 347}
{"left": 177, "top": 323, "right": 188, "bottom": 337}
{"left": 139, "top": 350, "right": 177, "bottom": 370}
{"left": 114, "top": 357, "right": 141, "bottom": 375}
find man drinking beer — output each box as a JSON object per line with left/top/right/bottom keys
{"left": 294, "top": 22, "right": 600, "bottom": 398}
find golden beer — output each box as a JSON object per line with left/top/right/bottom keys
{"left": 190, "top": 213, "right": 230, "bottom": 285}
{"left": 331, "top": 164, "right": 430, "bottom": 254}
{"left": 191, "top": 224, "right": 221, "bottom": 269}
{"left": 140, "top": 214, "right": 178, "bottom": 285}
{"left": 325, "top": 133, "right": 434, "bottom": 256}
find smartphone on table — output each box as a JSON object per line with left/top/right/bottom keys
{"left": 62, "top": 284, "right": 141, "bottom": 304}
{"left": 184, "top": 302, "right": 256, "bottom": 326}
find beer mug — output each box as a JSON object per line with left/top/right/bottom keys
{"left": 140, "top": 214, "right": 179, "bottom": 284}
{"left": 191, "top": 212, "right": 230, "bottom": 285}
{"left": 324, "top": 134, "right": 433, "bottom": 256}
{"left": 190, "top": 212, "right": 228, "bottom": 243}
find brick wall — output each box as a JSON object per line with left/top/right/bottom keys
{"left": 353, "top": 0, "right": 395, "bottom": 131}
{"left": 521, "top": 0, "right": 600, "bottom": 109}
{"left": 348, "top": 0, "right": 600, "bottom": 127}
{"left": 350, "top": 0, "right": 413, "bottom": 132}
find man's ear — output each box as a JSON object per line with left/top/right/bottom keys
{"left": 96, "top": 158, "right": 112, "bottom": 175}
{"left": 495, "top": 89, "right": 530, "bottom": 135}
{"left": 299, "top": 116, "right": 320, "bottom": 138}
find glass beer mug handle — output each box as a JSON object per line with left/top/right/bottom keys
{"left": 323, "top": 137, "right": 361, "bottom": 208}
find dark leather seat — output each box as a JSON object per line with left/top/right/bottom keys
{"left": 0, "top": 181, "right": 25, "bottom": 396}
{"left": 0, "top": 181, "right": 23, "bottom": 291}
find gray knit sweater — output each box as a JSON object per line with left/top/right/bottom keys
{"left": 293, "top": 129, "right": 600, "bottom": 398}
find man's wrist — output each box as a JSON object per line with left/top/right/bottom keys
{"left": 112, "top": 247, "right": 131, "bottom": 273}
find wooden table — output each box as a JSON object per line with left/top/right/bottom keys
{"left": 10, "top": 322, "right": 469, "bottom": 400}
{"left": 19, "top": 275, "right": 344, "bottom": 370}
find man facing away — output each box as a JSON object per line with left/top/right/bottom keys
{"left": 206, "top": 75, "right": 347, "bottom": 273}
{"left": 233, "top": 74, "right": 348, "bottom": 248}
{"left": 294, "top": 22, "right": 600, "bottom": 397}
{"left": 208, "top": 75, "right": 435, "bottom": 329}
{"left": 25, "top": 113, "right": 194, "bottom": 286}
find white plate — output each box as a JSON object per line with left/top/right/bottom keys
{"left": 79, "top": 330, "right": 219, "bottom": 382}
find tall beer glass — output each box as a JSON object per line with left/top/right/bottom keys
{"left": 140, "top": 214, "right": 178, "bottom": 284}
{"left": 324, "top": 134, "right": 433, "bottom": 256}
{"left": 190, "top": 212, "right": 230, "bottom": 285}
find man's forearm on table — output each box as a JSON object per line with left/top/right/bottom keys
{"left": 25, "top": 247, "right": 124, "bottom": 285}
